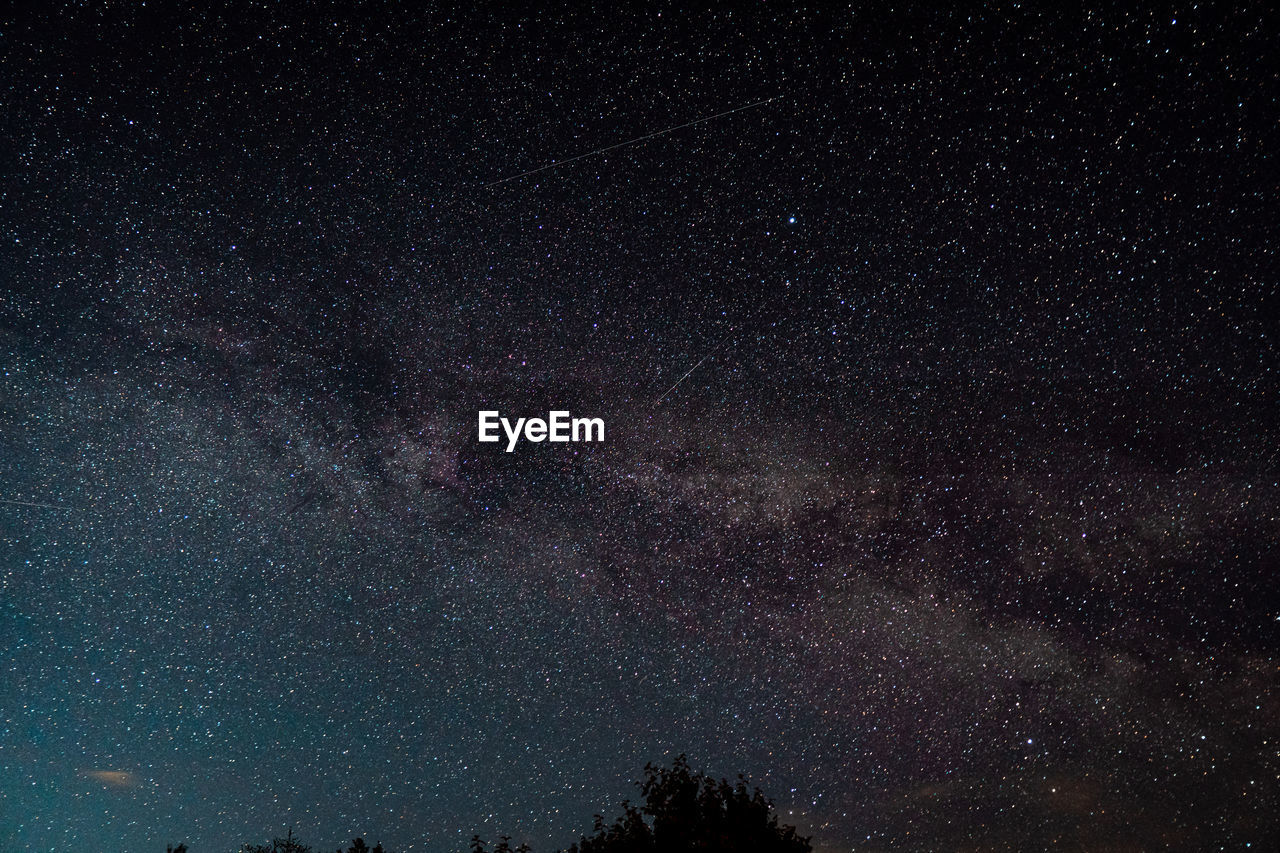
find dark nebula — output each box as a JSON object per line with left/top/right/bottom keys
{"left": 1, "top": 4, "right": 1276, "bottom": 851}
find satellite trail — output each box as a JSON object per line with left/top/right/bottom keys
{"left": 486, "top": 95, "right": 781, "bottom": 187}
{"left": 0, "top": 497, "right": 68, "bottom": 510}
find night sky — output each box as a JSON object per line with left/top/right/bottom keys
{"left": 2, "top": 4, "right": 1278, "bottom": 851}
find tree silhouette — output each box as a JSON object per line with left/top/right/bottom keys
{"left": 471, "top": 835, "right": 531, "bottom": 853}
{"left": 336, "top": 840, "right": 389, "bottom": 853}
{"left": 196, "top": 758, "right": 805, "bottom": 853}
{"left": 239, "top": 827, "right": 312, "bottom": 853}
{"left": 234, "top": 827, "right": 391, "bottom": 853}
{"left": 470, "top": 756, "right": 810, "bottom": 853}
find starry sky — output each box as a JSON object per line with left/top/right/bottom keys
{"left": 1, "top": 4, "right": 1277, "bottom": 851}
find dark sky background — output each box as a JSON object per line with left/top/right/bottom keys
{"left": 2, "top": 3, "right": 1278, "bottom": 851}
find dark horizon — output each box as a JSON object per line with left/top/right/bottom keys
{"left": 2, "top": 3, "right": 1277, "bottom": 851}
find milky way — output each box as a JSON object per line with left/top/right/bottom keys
{"left": 2, "top": 5, "right": 1277, "bottom": 852}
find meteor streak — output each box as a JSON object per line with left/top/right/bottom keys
{"left": 655, "top": 333, "right": 736, "bottom": 406}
